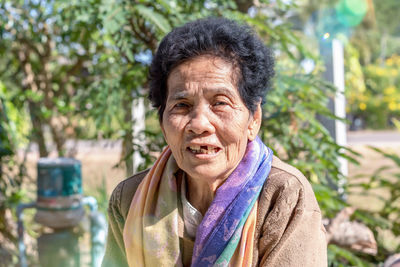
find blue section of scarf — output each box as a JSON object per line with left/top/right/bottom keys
{"left": 191, "top": 137, "right": 273, "bottom": 266}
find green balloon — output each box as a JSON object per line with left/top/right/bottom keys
{"left": 335, "top": 0, "right": 368, "bottom": 27}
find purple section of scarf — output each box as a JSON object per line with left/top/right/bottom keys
{"left": 191, "top": 137, "right": 271, "bottom": 264}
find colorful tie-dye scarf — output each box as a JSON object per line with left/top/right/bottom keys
{"left": 123, "top": 137, "right": 273, "bottom": 267}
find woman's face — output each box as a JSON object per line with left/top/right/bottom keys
{"left": 162, "top": 55, "right": 261, "bottom": 188}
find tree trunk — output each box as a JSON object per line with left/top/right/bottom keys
{"left": 122, "top": 94, "right": 134, "bottom": 177}
{"left": 48, "top": 119, "right": 66, "bottom": 157}
{"left": 234, "top": 0, "right": 253, "bottom": 13}
{"left": 28, "top": 101, "right": 48, "bottom": 157}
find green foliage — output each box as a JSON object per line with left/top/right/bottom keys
{"left": 373, "top": 0, "right": 400, "bottom": 36}
{"left": 261, "top": 69, "right": 349, "bottom": 219}
{"left": 328, "top": 244, "right": 374, "bottom": 267}
{"left": 0, "top": 0, "right": 112, "bottom": 156}
{"left": 0, "top": 83, "right": 13, "bottom": 157}
{"left": 0, "top": 81, "right": 29, "bottom": 265}
{"left": 0, "top": 81, "right": 30, "bottom": 203}
{"left": 342, "top": 0, "right": 400, "bottom": 130}
{"left": 345, "top": 47, "right": 400, "bottom": 129}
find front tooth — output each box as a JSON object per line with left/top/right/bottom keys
{"left": 189, "top": 145, "right": 218, "bottom": 154}
{"left": 191, "top": 145, "right": 201, "bottom": 151}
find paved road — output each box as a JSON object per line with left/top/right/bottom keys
{"left": 347, "top": 130, "right": 400, "bottom": 146}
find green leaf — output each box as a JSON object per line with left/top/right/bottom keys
{"left": 328, "top": 244, "right": 374, "bottom": 267}
{"left": 133, "top": 4, "right": 171, "bottom": 34}
{"left": 368, "top": 146, "right": 400, "bottom": 166}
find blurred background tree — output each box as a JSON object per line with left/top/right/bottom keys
{"left": 1, "top": 0, "right": 399, "bottom": 266}
{"left": 0, "top": 1, "right": 107, "bottom": 157}
{"left": 343, "top": 0, "right": 400, "bottom": 129}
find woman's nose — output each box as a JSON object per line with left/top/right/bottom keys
{"left": 186, "top": 107, "right": 215, "bottom": 135}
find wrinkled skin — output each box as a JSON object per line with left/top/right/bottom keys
{"left": 161, "top": 55, "right": 261, "bottom": 213}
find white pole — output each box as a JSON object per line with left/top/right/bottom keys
{"left": 131, "top": 96, "right": 145, "bottom": 173}
{"left": 332, "top": 39, "right": 348, "bottom": 193}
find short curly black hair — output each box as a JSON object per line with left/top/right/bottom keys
{"left": 148, "top": 17, "right": 275, "bottom": 121}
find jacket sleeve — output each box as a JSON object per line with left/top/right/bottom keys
{"left": 102, "top": 182, "right": 129, "bottom": 267}
{"left": 257, "top": 174, "right": 328, "bottom": 267}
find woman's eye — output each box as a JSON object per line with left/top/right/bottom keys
{"left": 214, "top": 101, "right": 227, "bottom": 106}
{"left": 175, "top": 102, "right": 189, "bottom": 108}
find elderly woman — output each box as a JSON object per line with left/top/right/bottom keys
{"left": 102, "top": 18, "right": 327, "bottom": 267}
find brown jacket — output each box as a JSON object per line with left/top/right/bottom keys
{"left": 102, "top": 156, "right": 327, "bottom": 267}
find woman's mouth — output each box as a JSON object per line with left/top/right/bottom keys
{"left": 187, "top": 145, "right": 220, "bottom": 155}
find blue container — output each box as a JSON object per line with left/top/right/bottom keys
{"left": 35, "top": 158, "right": 84, "bottom": 228}
{"left": 37, "top": 158, "right": 82, "bottom": 199}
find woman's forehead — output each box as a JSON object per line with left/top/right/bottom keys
{"left": 170, "top": 55, "right": 237, "bottom": 76}
{"left": 167, "top": 55, "right": 239, "bottom": 93}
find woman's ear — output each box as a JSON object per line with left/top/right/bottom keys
{"left": 247, "top": 103, "right": 262, "bottom": 141}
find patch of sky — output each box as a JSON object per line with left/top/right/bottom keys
{"left": 41, "top": 35, "right": 47, "bottom": 43}
{"left": 281, "top": 0, "right": 293, "bottom": 5}
{"left": 45, "top": 17, "right": 55, "bottom": 26}
{"left": 92, "top": 54, "right": 100, "bottom": 65}
{"left": 21, "top": 20, "right": 29, "bottom": 30}
{"left": 204, "top": 0, "right": 217, "bottom": 9}
{"left": 71, "top": 43, "right": 86, "bottom": 56}
{"left": 169, "top": 1, "right": 177, "bottom": 9}
{"left": 135, "top": 50, "right": 152, "bottom": 66}
{"left": 29, "top": 8, "right": 39, "bottom": 18}
{"left": 45, "top": 0, "right": 54, "bottom": 15}
{"left": 2, "top": 32, "right": 12, "bottom": 40}
{"left": 301, "top": 58, "right": 315, "bottom": 74}
{"left": 57, "top": 43, "right": 69, "bottom": 55}
{"left": 5, "top": 19, "right": 13, "bottom": 29}
{"left": 248, "top": 6, "right": 257, "bottom": 18}
{"left": 5, "top": 5, "right": 22, "bottom": 22}
{"left": 108, "top": 57, "right": 115, "bottom": 64}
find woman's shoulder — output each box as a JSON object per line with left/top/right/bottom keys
{"left": 256, "top": 157, "right": 327, "bottom": 266}
{"left": 262, "top": 155, "right": 321, "bottom": 213}
{"left": 109, "top": 168, "right": 150, "bottom": 219}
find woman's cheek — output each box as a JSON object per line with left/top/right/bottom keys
{"left": 166, "top": 115, "right": 183, "bottom": 131}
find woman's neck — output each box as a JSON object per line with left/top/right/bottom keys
{"left": 185, "top": 174, "right": 220, "bottom": 216}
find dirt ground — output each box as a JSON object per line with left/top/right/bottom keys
{"left": 346, "top": 131, "right": 400, "bottom": 211}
